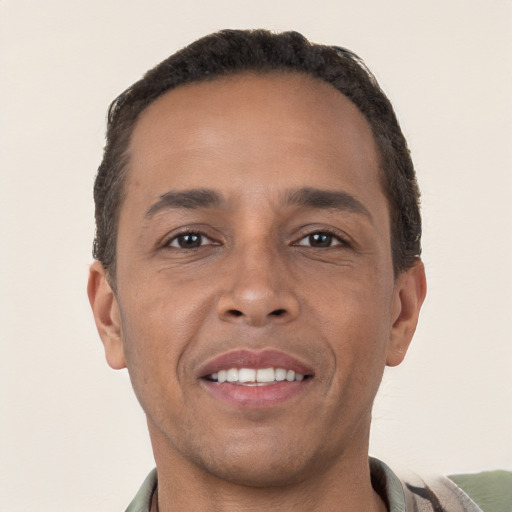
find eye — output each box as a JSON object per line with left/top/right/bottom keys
{"left": 167, "top": 232, "right": 216, "bottom": 249}
{"left": 296, "top": 232, "right": 345, "bottom": 248}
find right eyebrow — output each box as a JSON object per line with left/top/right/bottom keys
{"left": 144, "top": 189, "right": 223, "bottom": 218}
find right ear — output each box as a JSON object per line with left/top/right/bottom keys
{"left": 87, "top": 261, "right": 126, "bottom": 370}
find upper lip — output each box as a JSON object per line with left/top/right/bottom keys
{"left": 198, "top": 349, "right": 314, "bottom": 378}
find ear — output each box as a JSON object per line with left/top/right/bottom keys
{"left": 87, "top": 261, "right": 126, "bottom": 370}
{"left": 386, "top": 259, "right": 427, "bottom": 367}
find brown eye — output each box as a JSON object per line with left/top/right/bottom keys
{"left": 296, "top": 232, "right": 344, "bottom": 248}
{"left": 169, "top": 233, "right": 209, "bottom": 249}
{"left": 309, "top": 233, "right": 333, "bottom": 247}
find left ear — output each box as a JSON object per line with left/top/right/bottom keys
{"left": 386, "top": 259, "right": 427, "bottom": 367}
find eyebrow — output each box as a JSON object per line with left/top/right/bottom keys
{"left": 144, "top": 186, "right": 372, "bottom": 222}
{"left": 145, "top": 189, "right": 223, "bottom": 218}
{"left": 286, "top": 187, "right": 372, "bottom": 221}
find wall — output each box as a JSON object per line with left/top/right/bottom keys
{"left": 1, "top": 1, "right": 511, "bottom": 510}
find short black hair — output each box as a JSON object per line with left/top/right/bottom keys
{"left": 93, "top": 29, "right": 421, "bottom": 282}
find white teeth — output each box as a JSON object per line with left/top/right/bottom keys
{"left": 226, "top": 368, "right": 238, "bottom": 382}
{"left": 256, "top": 368, "right": 275, "bottom": 383}
{"left": 275, "top": 368, "right": 287, "bottom": 381}
{"left": 238, "top": 368, "right": 256, "bottom": 383}
{"left": 209, "top": 367, "right": 306, "bottom": 384}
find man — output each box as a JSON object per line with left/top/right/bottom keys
{"left": 88, "top": 30, "right": 505, "bottom": 511}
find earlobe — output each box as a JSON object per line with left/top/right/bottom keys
{"left": 87, "top": 261, "right": 127, "bottom": 370}
{"left": 386, "top": 259, "right": 427, "bottom": 367}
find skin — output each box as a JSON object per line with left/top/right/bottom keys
{"left": 89, "top": 72, "right": 426, "bottom": 511}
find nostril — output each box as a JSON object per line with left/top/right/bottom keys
{"left": 228, "top": 309, "right": 243, "bottom": 317}
{"left": 270, "top": 309, "right": 286, "bottom": 317}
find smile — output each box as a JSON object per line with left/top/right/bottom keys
{"left": 198, "top": 349, "right": 314, "bottom": 408}
{"left": 206, "top": 367, "right": 306, "bottom": 385}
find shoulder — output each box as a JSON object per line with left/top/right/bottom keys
{"left": 125, "top": 468, "right": 157, "bottom": 512}
{"left": 448, "top": 470, "right": 512, "bottom": 512}
{"left": 402, "top": 469, "right": 512, "bottom": 512}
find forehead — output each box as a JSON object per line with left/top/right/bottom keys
{"left": 125, "top": 72, "right": 384, "bottom": 215}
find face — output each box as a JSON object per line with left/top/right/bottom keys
{"left": 89, "top": 72, "right": 425, "bottom": 486}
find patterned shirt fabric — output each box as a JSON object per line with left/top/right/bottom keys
{"left": 125, "top": 459, "right": 510, "bottom": 512}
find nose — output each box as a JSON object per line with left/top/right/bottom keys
{"left": 217, "top": 245, "right": 300, "bottom": 327}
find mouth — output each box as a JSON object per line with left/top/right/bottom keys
{"left": 198, "top": 349, "right": 314, "bottom": 408}
{"left": 204, "top": 367, "right": 309, "bottom": 385}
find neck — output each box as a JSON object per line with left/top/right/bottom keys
{"left": 150, "top": 430, "right": 387, "bottom": 512}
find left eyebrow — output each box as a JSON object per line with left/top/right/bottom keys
{"left": 285, "top": 187, "right": 373, "bottom": 222}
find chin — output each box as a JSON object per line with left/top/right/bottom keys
{"left": 201, "top": 454, "right": 311, "bottom": 488}
{"left": 182, "top": 430, "right": 328, "bottom": 488}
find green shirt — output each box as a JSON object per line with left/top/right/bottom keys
{"left": 449, "top": 471, "right": 512, "bottom": 512}
{"left": 125, "top": 459, "right": 511, "bottom": 512}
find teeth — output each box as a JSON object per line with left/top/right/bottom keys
{"left": 208, "top": 367, "right": 306, "bottom": 384}
{"left": 275, "top": 368, "right": 287, "bottom": 381}
{"left": 238, "top": 368, "right": 256, "bottom": 383}
{"left": 226, "top": 368, "right": 238, "bottom": 382}
{"left": 257, "top": 368, "right": 275, "bottom": 383}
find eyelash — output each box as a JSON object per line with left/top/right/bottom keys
{"left": 293, "top": 228, "right": 349, "bottom": 249}
{"left": 165, "top": 231, "right": 218, "bottom": 249}
{"left": 164, "top": 228, "right": 349, "bottom": 250}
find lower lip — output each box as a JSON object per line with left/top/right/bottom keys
{"left": 200, "top": 379, "right": 309, "bottom": 408}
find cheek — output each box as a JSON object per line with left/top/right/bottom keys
{"left": 307, "top": 268, "right": 393, "bottom": 388}
{"left": 117, "top": 277, "right": 214, "bottom": 405}
{"left": 304, "top": 258, "right": 393, "bottom": 333}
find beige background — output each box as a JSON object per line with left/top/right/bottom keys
{"left": 1, "top": 1, "right": 511, "bottom": 510}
